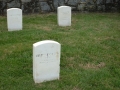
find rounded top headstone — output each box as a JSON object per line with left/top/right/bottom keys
{"left": 33, "top": 40, "right": 60, "bottom": 47}
{"left": 7, "top": 8, "right": 22, "bottom": 12}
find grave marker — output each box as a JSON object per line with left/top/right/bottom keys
{"left": 33, "top": 40, "right": 61, "bottom": 83}
{"left": 57, "top": 6, "right": 71, "bottom": 26}
{"left": 7, "top": 8, "right": 22, "bottom": 31}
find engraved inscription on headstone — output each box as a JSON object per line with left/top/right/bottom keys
{"left": 33, "top": 40, "right": 61, "bottom": 83}
{"left": 7, "top": 8, "right": 22, "bottom": 31}
{"left": 58, "top": 6, "right": 71, "bottom": 26}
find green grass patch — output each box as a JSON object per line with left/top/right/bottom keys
{"left": 0, "top": 13, "right": 120, "bottom": 90}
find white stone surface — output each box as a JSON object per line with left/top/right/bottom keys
{"left": 57, "top": 6, "right": 71, "bottom": 26}
{"left": 33, "top": 40, "right": 61, "bottom": 83}
{"left": 7, "top": 8, "right": 22, "bottom": 31}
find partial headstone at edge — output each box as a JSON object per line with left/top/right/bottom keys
{"left": 33, "top": 40, "right": 61, "bottom": 83}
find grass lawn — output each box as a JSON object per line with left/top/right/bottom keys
{"left": 0, "top": 13, "right": 120, "bottom": 90}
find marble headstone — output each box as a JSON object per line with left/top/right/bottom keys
{"left": 33, "top": 40, "right": 61, "bottom": 83}
{"left": 7, "top": 8, "right": 22, "bottom": 31}
{"left": 57, "top": 6, "right": 71, "bottom": 26}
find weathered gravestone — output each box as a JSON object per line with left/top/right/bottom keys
{"left": 7, "top": 8, "right": 22, "bottom": 31}
{"left": 33, "top": 40, "right": 61, "bottom": 83}
{"left": 57, "top": 6, "right": 71, "bottom": 26}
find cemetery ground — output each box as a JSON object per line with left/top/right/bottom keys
{"left": 0, "top": 13, "right": 120, "bottom": 90}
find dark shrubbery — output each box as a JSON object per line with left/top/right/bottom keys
{"left": 0, "top": 0, "right": 120, "bottom": 15}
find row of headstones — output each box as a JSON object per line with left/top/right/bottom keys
{"left": 7, "top": 6, "right": 71, "bottom": 83}
{"left": 7, "top": 6, "right": 71, "bottom": 31}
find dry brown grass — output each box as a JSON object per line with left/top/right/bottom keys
{"left": 79, "top": 62, "right": 105, "bottom": 70}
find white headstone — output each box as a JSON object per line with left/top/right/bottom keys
{"left": 57, "top": 6, "right": 71, "bottom": 26}
{"left": 7, "top": 8, "right": 22, "bottom": 31}
{"left": 33, "top": 40, "right": 61, "bottom": 83}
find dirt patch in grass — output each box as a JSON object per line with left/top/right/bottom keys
{"left": 72, "top": 87, "right": 81, "bottom": 90}
{"left": 42, "top": 26, "right": 52, "bottom": 31}
{"left": 79, "top": 62, "right": 105, "bottom": 70}
{"left": 24, "top": 24, "right": 52, "bottom": 31}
